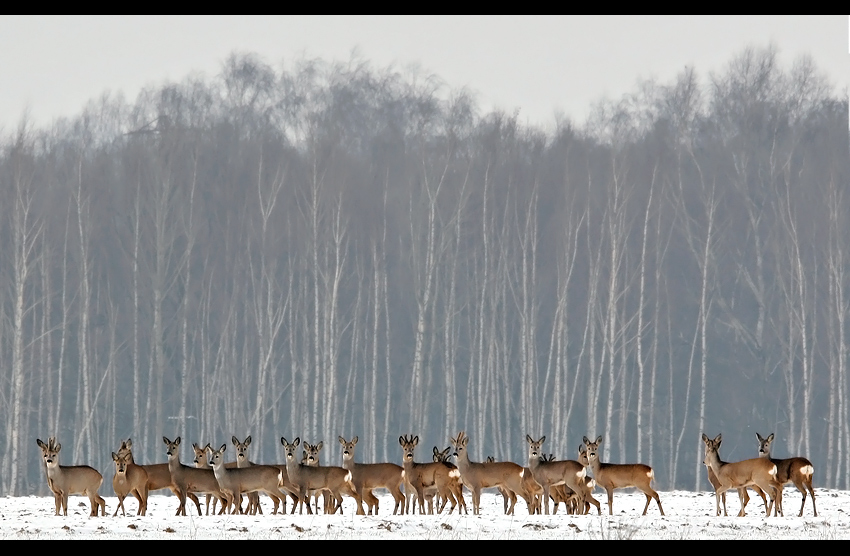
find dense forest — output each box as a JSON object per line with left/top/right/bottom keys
{"left": 2, "top": 45, "right": 848, "bottom": 496}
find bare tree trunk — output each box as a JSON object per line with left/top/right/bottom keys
{"left": 73, "top": 154, "right": 93, "bottom": 462}
{"left": 6, "top": 129, "right": 41, "bottom": 495}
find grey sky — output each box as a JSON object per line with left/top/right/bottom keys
{"left": 1, "top": 16, "right": 847, "bottom": 132}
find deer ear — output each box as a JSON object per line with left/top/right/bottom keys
{"left": 112, "top": 452, "right": 119, "bottom": 461}
{"left": 767, "top": 433, "right": 774, "bottom": 442}
{"left": 582, "top": 436, "right": 590, "bottom": 445}
{"left": 352, "top": 436, "right": 358, "bottom": 445}
{"left": 595, "top": 436, "right": 603, "bottom": 445}
{"left": 540, "top": 435, "right": 546, "bottom": 444}
{"left": 220, "top": 444, "right": 227, "bottom": 452}
{"left": 232, "top": 436, "right": 238, "bottom": 445}
{"left": 702, "top": 433, "right": 710, "bottom": 443}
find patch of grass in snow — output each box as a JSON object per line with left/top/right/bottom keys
{"left": 588, "top": 517, "right": 641, "bottom": 540}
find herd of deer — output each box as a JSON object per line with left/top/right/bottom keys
{"left": 34, "top": 431, "right": 816, "bottom": 519}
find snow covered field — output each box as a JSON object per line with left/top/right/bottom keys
{"left": 1, "top": 488, "right": 845, "bottom": 540}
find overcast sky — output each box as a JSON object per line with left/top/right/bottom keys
{"left": 0, "top": 16, "right": 847, "bottom": 133}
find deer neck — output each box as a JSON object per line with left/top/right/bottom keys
{"left": 455, "top": 450, "right": 471, "bottom": 472}
{"left": 703, "top": 450, "right": 725, "bottom": 476}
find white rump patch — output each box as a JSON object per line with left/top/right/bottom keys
{"left": 647, "top": 470, "right": 653, "bottom": 478}
{"left": 401, "top": 470, "right": 405, "bottom": 480}
{"left": 345, "top": 471, "right": 353, "bottom": 481}
{"left": 577, "top": 467, "right": 586, "bottom": 479}
{"left": 449, "top": 469, "right": 461, "bottom": 478}
{"left": 769, "top": 466, "right": 777, "bottom": 476}
{"left": 801, "top": 465, "right": 814, "bottom": 476}
{"left": 519, "top": 469, "right": 524, "bottom": 478}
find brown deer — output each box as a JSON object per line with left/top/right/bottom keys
{"left": 206, "top": 443, "right": 286, "bottom": 514}
{"left": 191, "top": 442, "right": 231, "bottom": 515}
{"left": 36, "top": 438, "right": 106, "bottom": 516}
{"left": 232, "top": 435, "right": 282, "bottom": 515}
{"left": 573, "top": 446, "right": 601, "bottom": 515}
{"left": 430, "top": 445, "right": 467, "bottom": 514}
{"left": 398, "top": 435, "right": 463, "bottom": 515}
{"left": 525, "top": 435, "right": 587, "bottom": 515}
{"left": 198, "top": 440, "right": 296, "bottom": 515}
{"left": 163, "top": 436, "right": 227, "bottom": 516}
{"left": 118, "top": 438, "right": 203, "bottom": 515}
{"left": 450, "top": 431, "right": 530, "bottom": 515}
{"left": 111, "top": 449, "right": 149, "bottom": 516}
{"left": 582, "top": 435, "right": 664, "bottom": 516}
{"left": 701, "top": 433, "right": 782, "bottom": 517}
{"left": 486, "top": 456, "right": 527, "bottom": 513}
{"left": 38, "top": 436, "right": 62, "bottom": 515}
{"left": 703, "top": 439, "right": 768, "bottom": 517}
{"left": 338, "top": 436, "right": 405, "bottom": 515}
{"left": 757, "top": 432, "right": 816, "bottom": 517}
{"left": 280, "top": 437, "right": 363, "bottom": 515}
{"left": 303, "top": 441, "right": 339, "bottom": 514}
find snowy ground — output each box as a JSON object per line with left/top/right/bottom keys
{"left": 0, "top": 488, "right": 844, "bottom": 539}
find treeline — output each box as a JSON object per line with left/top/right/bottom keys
{"left": 2, "top": 45, "right": 848, "bottom": 496}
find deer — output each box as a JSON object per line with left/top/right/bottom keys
{"left": 408, "top": 446, "right": 457, "bottom": 514}
{"left": 232, "top": 435, "right": 282, "bottom": 515}
{"left": 302, "top": 441, "right": 340, "bottom": 514}
{"left": 117, "top": 438, "right": 203, "bottom": 515}
{"left": 450, "top": 431, "right": 530, "bottom": 515}
{"left": 280, "top": 436, "right": 364, "bottom": 515}
{"left": 338, "top": 435, "right": 405, "bottom": 515}
{"left": 573, "top": 446, "right": 601, "bottom": 515}
{"left": 582, "top": 435, "right": 665, "bottom": 516}
{"left": 398, "top": 435, "right": 464, "bottom": 515}
{"left": 163, "top": 436, "right": 227, "bottom": 516}
{"left": 703, "top": 443, "right": 768, "bottom": 517}
{"left": 205, "top": 443, "right": 286, "bottom": 514}
{"left": 191, "top": 442, "right": 232, "bottom": 515}
{"left": 701, "top": 433, "right": 782, "bottom": 517}
{"left": 430, "top": 445, "right": 467, "bottom": 515}
{"left": 36, "top": 438, "right": 106, "bottom": 516}
{"left": 111, "top": 449, "right": 149, "bottom": 516}
{"left": 525, "top": 435, "right": 588, "bottom": 515}
{"left": 38, "top": 436, "right": 63, "bottom": 515}
{"left": 756, "top": 432, "right": 816, "bottom": 517}
{"left": 490, "top": 454, "right": 546, "bottom": 515}
{"left": 200, "top": 439, "right": 297, "bottom": 515}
